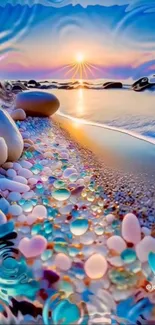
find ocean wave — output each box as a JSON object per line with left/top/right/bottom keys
{"left": 57, "top": 111, "right": 155, "bottom": 146}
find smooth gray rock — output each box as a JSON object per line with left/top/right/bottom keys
{"left": 15, "top": 91, "right": 60, "bottom": 117}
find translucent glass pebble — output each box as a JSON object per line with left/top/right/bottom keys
{"left": 22, "top": 200, "right": 33, "bottom": 213}
{"left": 121, "top": 249, "right": 137, "bottom": 264}
{"left": 52, "top": 299, "right": 80, "bottom": 325}
{"left": 70, "top": 218, "right": 89, "bottom": 236}
{"left": 52, "top": 188, "right": 70, "bottom": 201}
{"left": 53, "top": 180, "right": 66, "bottom": 189}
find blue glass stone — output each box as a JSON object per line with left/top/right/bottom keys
{"left": 52, "top": 300, "right": 80, "bottom": 325}
{"left": 48, "top": 176, "right": 57, "bottom": 184}
{"left": 0, "top": 221, "right": 14, "bottom": 238}
{"left": 148, "top": 252, "right": 155, "bottom": 274}
{"left": 121, "top": 249, "right": 137, "bottom": 264}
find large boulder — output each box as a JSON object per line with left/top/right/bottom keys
{"left": 0, "top": 109, "right": 23, "bottom": 161}
{"left": 15, "top": 91, "right": 60, "bottom": 117}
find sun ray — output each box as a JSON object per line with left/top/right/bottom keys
{"left": 65, "top": 64, "right": 77, "bottom": 77}
{"left": 82, "top": 63, "right": 88, "bottom": 78}
{"left": 72, "top": 64, "right": 80, "bottom": 79}
{"left": 85, "top": 61, "right": 101, "bottom": 71}
{"left": 84, "top": 63, "right": 95, "bottom": 77}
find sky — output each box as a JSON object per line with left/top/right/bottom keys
{"left": 0, "top": 0, "right": 155, "bottom": 80}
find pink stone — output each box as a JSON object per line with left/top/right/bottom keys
{"left": 55, "top": 253, "right": 72, "bottom": 271}
{"left": 106, "top": 235, "right": 127, "bottom": 253}
{"left": 18, "top": 235, "right": 47, "bottom": 258}
{"left": 136, "top": 236, "right": 155, "bottom": 263}
{"left": 122, "top": 213, "right": 141, "bottom": 245}
{"left": 84, "top": 253, "right": 108, "bottom": 279}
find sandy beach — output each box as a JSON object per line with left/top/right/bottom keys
{"left": 0, "top": 86, "right": 154, "bottom": 324}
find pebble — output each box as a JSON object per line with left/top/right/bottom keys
{"left": 84, "top": 253, "right": 108, "bottom": 279}
{"left": 11, "top": 108, "right": 26, "bottom": 121}
{"left": 106, "top": 235, "right": 127, "bottom": 253}
{"left": 9, "top": 204, "right": 23, "bottom": 216}
{"left": 122, "top": 213, "right": 141, "bottom": 245}
{"left": 6, "top": 168, "right": 17, "bottom": 179}
{"left": 0, "top": 197, "right": 10, "bottom": 214}
{"left": 55, "top": 253, "right": 72, "bottom": 271}
{"left": 2, "top": 162, "right": 13, "bottom": 169}
{"left": 18, "top": 168, "right": 33, "bottom": 179}
{"left": 13, "top": 162, "right": 22, "bottom": 171}
{"left": 20, "top": 160, "right": 33, "bottom": 169}
{"left": 32, "top": 205, "right": 47, "bottom": 218}
{"left": 0, "top": 178, "right": 30, "bottom": 193}
{"left": 7, "top": 192, "right": 22, "bottom": 202}
{"left": 106, "top": 214, "right": 115, "bottom": 224}
{"left": 0, "top": 137, "right": 8, "bottom": 166}
{"left": 13, "top": 175, "right": 28, "bottom": 184}
{"left": 136, "top": 236, "right": 155, "bottom": 262}
{"left": 28, "top": 178, "right": 38, "bottom": 186}
{"left": 70, "top": 218, "right": 89, "bottom": 236}
{"left": 141, "top": 227, "right": 151, "bottom": 236}
{"left": 0, "top": 210, "right": 7, "bottom": 224}
{"left": 18, "top": 235, "right": 47, "bottom": 258}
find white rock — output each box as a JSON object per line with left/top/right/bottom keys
{"left": 0, "top": 178, "right": 30, "bottom": 193}
{"left": 18, "top": 168, "right": 33, "bottom": 179}
{"left": 7, "top": 192, "right": 22, "bottom": 202}
{"left": 0, "top": 109, "right": 23, "bottom": 161}
{"left": 21, "top": 131, "right": 30, "bottom": 139}
{"left": 6, "top": 168, "right": 16, "bottom": 179}
{"left": 106, "top": 214, "right": 115, "bottom": 224}
{"left": 13, "top": 176, "right": 28, "bottom": 184}
{"left": 108, "top": 256, "right": 124, "bottom": 267}
{"left": 13, "top": 162, "right": 22, "bottom": 172}
{"left": 107, "top": 235, "right": 127, "bottom": 253}
{"left": 141, "top": 227, "right": 151, "bottom": 236}
{"left": 136, "top": 236, "right": 155, "bottom": 263}
{"left": 0, "top": 138, "right": 8, "bottom": 166}
{"left": 0, "top": 210, "right": 7, "bottom": 224}
{"left": 9, "top": 204, "right": 22, "bottom": 216}
{"left": 55, "top": 253, "right": 72, "bottom": 271}
{"left": 11, "top": 109, "right": 26, "bottom": 121}
{"left": 28, "top": 178, "right": 38, "bottom": 185}
{"left": 2, "top": 162, "right": 13, "bottom": 169}
{"left": 20, "top": 160, "right": 32, "bottom": 169}
{"left": 22, "top": 190, "right": 35, "bottom": 200}
{"left": 122, "top": 213, "right": 141, "bottom": 245}
{"left": 32, "top": 205, "right": 47, "bottom": 218}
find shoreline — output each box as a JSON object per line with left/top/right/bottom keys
{"left": 0, "top": 91, "right": 155, "bottom": 324}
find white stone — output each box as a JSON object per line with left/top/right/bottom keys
{"left": 106, "top": 214, "right": 115, "bottom": 224}
{"left": 141, "top": 227, "right": 151, "bottom": 236}
{"left": 22, "top": 190, "right": 35, "bottom": 200}
{"left": 2, "top": 162, "right": 13, "bottom": 169}
{"left": 32, "top": 205, "right": 47, "bottom": 218}
{"left": 20, "top": 160, "right": 33, "bottom": 169}
{"left": 136, "top": 236, "right": 155, "bottom": 263}
{"left": 9, "top": 204, "right": 22, "bottom": 216}
{"left": 13, "top": 176, "right": 28, "bottom": 184}
{"left": 106, "top": 235, "right": 127, "bottom": 253}
{"left": 11, "top": 109, "right": 26, "bottom": 121}
{"left": 0, "top": 109, "right": 23, "bottom": 161}
{"left": 0, "top": 138, "right": 8, "bottom": 166}
{"left": 6, "top": 169, "right": 17, "bottom": 179}
{"left": 84, "top": 253, "right": 108, "bottom": 279}
{"left": 28, "top": 178, "right": 38, "bottom": 185}
{"left": 122, "top": 213, "right": 141, "bottom": 244}
{"left": 0, "top": 178, "right": 30, "bottom": 193}
{"left": 0, "top": 210, "right": 7, "bottom": 224}
{"left": 55, "top": 253, "right": 72, "bottom": 271}
{"left": 7, "top": 192, "right": 22, "bottom": 202}
{"left": 13, "top": 162, "right": 22, "bottom": 172}
{"left": 18, "top": 168, "right": 33, "bottom": 179}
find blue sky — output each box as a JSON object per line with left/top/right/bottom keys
{"left": 0, "top": 0, "right": 155, "bottom": 79}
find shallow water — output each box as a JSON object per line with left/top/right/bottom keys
{"left": 50, "top": 88, "right": 155, "bottom": 144}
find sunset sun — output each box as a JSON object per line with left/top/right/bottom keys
{"left": 76, "top": 53, "right": 84, "bottom": 63}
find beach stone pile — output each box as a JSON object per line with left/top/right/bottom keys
{"left": 0, "top": 111, "right": 154, "bottom": 324}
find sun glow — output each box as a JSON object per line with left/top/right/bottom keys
{"left": 76, "top": 53, "right": 84, "bottom": 63}
{"left": 59, "top": 52, "right": 100, "bottom": 79}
